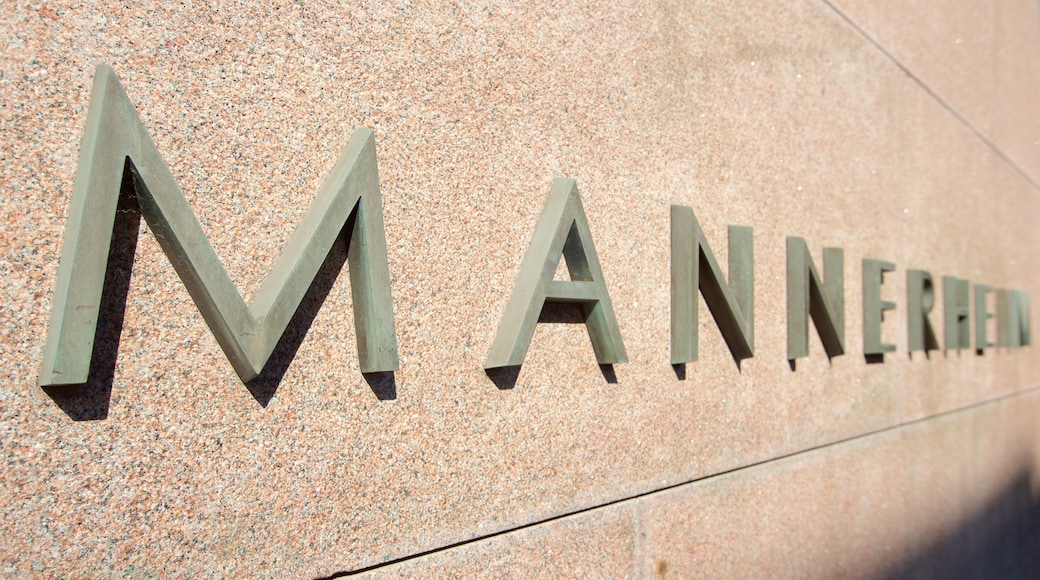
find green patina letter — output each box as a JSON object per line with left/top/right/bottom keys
{"left": 907, "top": 269, "right": 939, "bottom": 353}
{"left": 670, "top": 205, "right": 753, "bottom": 365}
{"left": 998, "top": 289, "right": 1031, "bottom": 347}
{"left": 39, "top": 65, "right": 398, "bottom": 386}
{"left": 862, "top": 259, "right": 896, "bottom": 356}
{"left": 975, "top": 284, "right": 993, "bottom": 351}
{"left": 786, "top": 237, "right": 844, "bottom": 360}
{"left": 485, "top": 179, "right": 627, "bottom": 369}
{"left": 943, "top": 276, "right": 971, "bottom": 352}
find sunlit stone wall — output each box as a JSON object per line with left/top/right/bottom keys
{"left": 2, "top": 1, "right": 1039, "bottom": 576}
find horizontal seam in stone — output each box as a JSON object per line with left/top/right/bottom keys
{"left": 815, "top": 0, "right": 1040, "bottom": 193}
{"left": 319, "top": 384, "right": 1040, "bottom": 578}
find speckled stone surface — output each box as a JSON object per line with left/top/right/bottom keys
{"left": 362, "top": 388, "right": 1040, "bottom": 578}
{"left": 2, "top": 0, "right": 1039, "bottom": 577}
{"left": 831, "top": 0, "right": 1040, "bottom": 180}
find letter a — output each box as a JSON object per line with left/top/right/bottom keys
{"left": 485, "top": 179, "right": 627, "bottom": 369}
{"left": 39, "top": 65, "right": 398, "bottom": 386}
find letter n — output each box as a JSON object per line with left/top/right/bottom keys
{"left": 484, "top": 179, "right": 627, "bottom": 369}
{"left": 670, "top": 205, "right": 753, "bottom": 365}
{"left": 38, "top": 65, "right": 398, "bottom": 386}
{"left": 786, "top": 237, "right": 844, "bottom": 360}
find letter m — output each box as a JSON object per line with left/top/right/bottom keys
{"left": 38, "top": 65, "right": 398, "bottom": 386}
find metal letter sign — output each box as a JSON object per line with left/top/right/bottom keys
{"left": 786, "top": 237, "right": 844, "bottom": 360}
{"left": 485, "top": 179, "right": 627, "bottom": 369}
{"left": 862, "top": 258, "right": 896, "bottom": 355}
{"left": 670, "top": 205, "right": 754, "bottom": 365}
{"left": 38, "top": 65, "right": 399, "bottom": 386}
{"left": 997, "top": 290, "right": 1032, "bottom": 347}
{"left": 907, "top": 269, "right": 939, "bottom": 352}
{"left": 943, "top": 276, "right": 971, "bottom": 352}
{"left": 975, "top": 284, "right": 994, "bottom": 351}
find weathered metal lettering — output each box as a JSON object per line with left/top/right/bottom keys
{"left": 670, "top": 205, "right": 753, "bottom": 365}
{"left": 974, "top": 284, "right": 993, "bottom": 351}
{"left": 39, "top": 65, "right": 399, "bottom": 386}
{"left": 484, "top": 179, "right": 627, "bottom": 369}
{"left": 1013, "top": 290, "right": 1032, "bottom": 347}
{"left": 40, "top": 65, "right": 1033, "bottom": 394}
{"left": 786, "top": 238, "right": 844, "bottom": 360}
{"left": 998, "top": 289, "right": 1031, "bottom": 347}
{"left": 943, "top": 276, "right": 971, "bottom": 352}
{"left": 863, "top": 259, "right": 896, "bottom": 355}
{"left": 907, "top": 269, "right": 939, "bottom": 352}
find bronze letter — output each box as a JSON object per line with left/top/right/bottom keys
{"left": 787, "top": 237, "right": 844, "bottom": 360}
{"left": 943, "top": 276, "right": 971, "bottom": 352}
{"left": 39, "top": 65, "right": 399, "bottom": 386}
{"left": 485, "top": 179, "right": 627, "bottom": 369}
{"left": 974, "top": 284, "right": 993, "bottom": 351}
{"left": 863, "top": 259, "right": 897, "bottom": 356}
{"left": 907, "top": 269, "right": 938, "bottom": 352}
{"left": 670, "top": 205, "right": 753, "bottom": 365}
{"left": 998, "top": 290, "right": 1031, "bottom": 347}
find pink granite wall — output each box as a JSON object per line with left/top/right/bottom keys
{"left": 2, "top": 0, "right": 1039, "bottom": 577}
